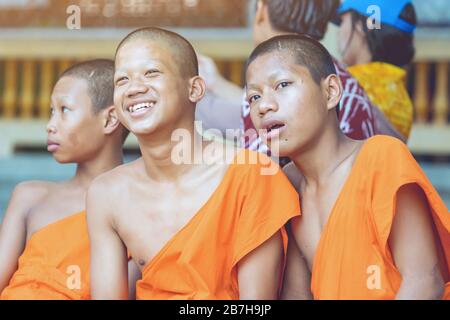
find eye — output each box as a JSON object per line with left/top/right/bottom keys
{"left": 50, "top": 107, "right": 55, "bottom": 115}
{"left": 115, "top": 76, "right": 128, "bottom": 86}
{"left": 145, "top": 69, "right": 160, "bottom": 77}
{"left": 248, "top": 94, "right": 261, "bottom": 105}
{"left": 275, "top": 81, "right": 292, "bottom": 90}
{"left": 61, "top": 106, "right": 69, "bottom": 113}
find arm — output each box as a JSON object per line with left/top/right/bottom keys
{"left": 281, "top": 224, "right": 312, "bottom": 300}
{"left": 389, "top": 183, "right": 445, "bottom": 300}
{"left": 0, "top": 183, "right": 43, "bottom": 292}
{"left": 87, "top": 180, "right": 129, "bottom": 300}
{"left": 196, "top": 54, "right": 243, "bottom": 133}
{"left": 237, "top": 231, "right": 283, "bottom": 300}
{"left": 197, "top": 54, "right": 243, "bottom": 103}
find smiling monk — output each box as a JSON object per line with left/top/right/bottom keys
{"left": 86, "top": 27, "right": 301, "bottom": 300}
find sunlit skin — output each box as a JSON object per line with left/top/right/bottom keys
{"left": 88, "top": 37, "right": 285, "bottom": 300}
{"left": 246, "top": 52, "right": 340, "bottom": 158}
{"left": 247, "top": 51, "right": 446, "bottom": 300}
{"left": 113, "top": 40, "right": 196, "bottom": 139}
{"left": 0, "top": 76, "right": 141, "bottom": 298}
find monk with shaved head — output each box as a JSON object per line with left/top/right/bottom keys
{"left": 245, "top": 34, "right": 450, "bottom": 299}
{"left": 0, "top": 59, "right": 140, "bottom": 300}
{"left": 87, "top": 27, "right": 300, "bottom": 300}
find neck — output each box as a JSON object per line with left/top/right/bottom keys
{"left": 290, "top": 119, "right": 355, "bottom": 188}
{"left": 72, "top": 142, "right": 123, "bottom": 190}
{"left": 267, "top": 27, "right": 289, "bottom": 40}
{"left": 352, "top": 46, "right": 372, "bottom": 66}
{"left": 138, "top": 118, "right": 205, "bottom": 182}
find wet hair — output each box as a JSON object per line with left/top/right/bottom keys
{"left": 115, "top": 27, "right": 198, "bottom": 79}
{"left": 261, "top": 0, "right": 340, "bottom": 40}
{"left": 348, "top": 3, "right": 416, "bottom": 67}
{"left": 60, "top": 59, "right": 130, "bottom": 142}
{"left": 246, "top": 34, "right": 337, "bottom": 85}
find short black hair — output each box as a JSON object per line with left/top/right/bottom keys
{"left": 262, "top": 0, "right": 340, "bottom": 41}
{"left": 246, "top": 34, "right": 337, "bottom": 85}
{"left": 348, "top": 3, "right": 416, "bottom": 67}
{"left": 60, "top": 59, "right": 130, "bottom": 142}
{"left": 115, "top": 27, "right": 198, "bottom": 79}
{"left": 60, "top": 59, "right": 115, "bottom": 114}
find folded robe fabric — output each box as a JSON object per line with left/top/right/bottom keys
{"left": 1, "top": 211, "right": 90, "bottom": 300}
{"left": 136, "top": 149, "right": 301, "bottom": 300}
{"left": 311, "top": 136, "right": 450, "bottom": 299}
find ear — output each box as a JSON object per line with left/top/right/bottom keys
{"left": 188, "top": 76, "right": 206, "bottom": 103}
{"left": 323, "top": 74, "right": 342, "bottom": 112}
{"left": 255, "top": 0, "right": 267, "bottom": 25}
{"left": 102, "top": 105, "right": 121, "bottom": 135}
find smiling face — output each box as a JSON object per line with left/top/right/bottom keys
{"left": 114, "top": 39, "right": 195, "bottom": 138}
{"left": 46, "top": 76, "right": 106, "bottom": 163}
{"left": 246, "top": 52, "right": 332, "bottom": 157}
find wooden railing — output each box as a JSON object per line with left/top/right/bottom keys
{"left": 0, "top": 57, "right": 448, "bottom": 155}
{"left": 414, "top": 61, "right": 449, "bottom": 124}
{"left": 0, "top": 58, "right": 245, "bottom": 119}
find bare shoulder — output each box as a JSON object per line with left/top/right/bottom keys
{"left": 87, "top": 159, "right": 142, "bottom": 215}
{"left": 282, "top": 162, "right": 303, "bottom": 191}
{"left": 4, "top": 180, "right": 56, "bottom": 221}
{"left": 11, "top": 181, "right": 55, "bottom": 207}
{"left": 91, "top": 159, "right": 141, "bottom": 191}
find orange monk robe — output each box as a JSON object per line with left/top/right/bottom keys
{"left": 311, "top": 136, "right": 450, "bottom": 300}
{"left": 1, "top": 212, "right": 90, "bottom": 300}
{"left": 136, "top": 149, "right": 301, "bottom": 300}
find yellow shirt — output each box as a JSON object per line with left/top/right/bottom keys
{"left": 348, "top": 62, "right": 413, "bottom": 139}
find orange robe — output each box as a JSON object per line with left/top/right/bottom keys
{"left": 136, "top": 150, "right": 301, "bottom": 299}
{"left": 311, "top": 136, "right": 450, "bottom": 299}
{"left": 1, "top": 212, "right": 90, "bottom": 300}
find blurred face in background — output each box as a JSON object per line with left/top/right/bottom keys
{"left": 338, "top": 12, "right": 370, "bottom": 66}
{"left": 253, "top": 0, "right": 273, "bottom": 46}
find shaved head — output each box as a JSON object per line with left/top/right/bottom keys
{"left": 115, "top": 27, "right": 198, "bottom": 79}
{"left": 246, "top": 34, "right": 336, "bottom": 85}
{"left": 60, "top": 59, "right": 115, "bottom": 114}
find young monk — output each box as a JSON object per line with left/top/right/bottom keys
{"left": 198, "top": 0, "right": 404, "bottom": 154}
{"left": 245, "top": 34, "right": 450, "bottom": 300}
{"left": 87, "top": 27, "right": 300, "bottom": 300}
{"left": 0, "top": 60, "right": 140, "bottom": 300}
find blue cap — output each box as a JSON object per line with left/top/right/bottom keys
{"left": 336, "top": 0, "right": 416, "bottom": 34}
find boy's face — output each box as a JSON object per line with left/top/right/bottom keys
{"left": 114, "top": 39, "right": 191, "bottom": 137}
{"left": 47, "top": 76, "right": 106, "bottom": 163}
{"left": 246, "top": 52, "right": 330, "bottom": 157}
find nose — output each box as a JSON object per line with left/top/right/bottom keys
{"left": 258, "top": 95, "right": 279, "bottom": 117}
{"left": 46, "top": 115, "right": 57, "bottom": 134}
{"left": 125, "top": 78, "right": 149, "bottom": 98}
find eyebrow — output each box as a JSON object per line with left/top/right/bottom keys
{"left": 247, "top": 69, "right": 293, "bottom": 91}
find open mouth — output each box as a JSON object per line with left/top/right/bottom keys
{"left": 267, "top": 123, "right": 285, "bottom": 133}
{"left": 127, "top": 102, "right": 155, "bottom": 114}
{"left": 261, "top": 120, "right": 286, "bottom": 141}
